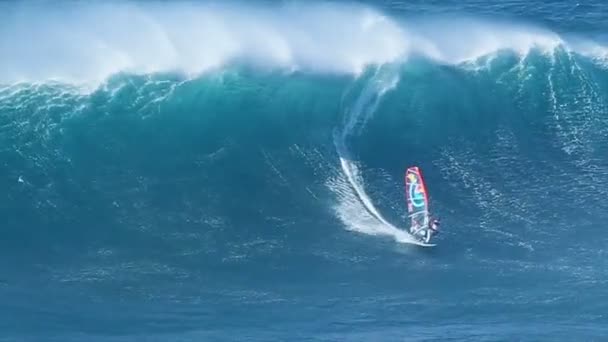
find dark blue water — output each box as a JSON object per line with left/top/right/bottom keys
{"left": 2, "top": 1, "right": 608, "bottom": 341}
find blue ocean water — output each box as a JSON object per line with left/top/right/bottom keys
{"left": 1, "top": 1, "right": 608, "bottom": 340}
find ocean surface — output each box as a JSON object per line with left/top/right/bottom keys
{"left": 1, "top": 0, "right": 608, "bottom": 340}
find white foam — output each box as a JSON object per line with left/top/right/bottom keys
{"left": 1, "top": 2, "right": 605, "bottom": 85}
{"left": 327, "top": 173, "right": 415, "bottom": 244}
{"left": 565, "top": 38, "right": 608, "bottom": 66}
{"left": 0, "top": 2, "right": 407, "bottom": 84}
{"left": 404, "top": 17, "right": 563, "bottom": 63}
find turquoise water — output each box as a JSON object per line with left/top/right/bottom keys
{"left": 1, "top": 1, "right": 608, "bottom": 340}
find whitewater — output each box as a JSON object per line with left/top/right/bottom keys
{"left": 2, "top": 1, "right": 608, "bottom": 341}
{"left": 1, "top": 1, "right": 607, "bottom": 85}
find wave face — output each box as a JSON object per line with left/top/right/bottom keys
{"left": 2, "top": 1, "right": 608, "bottom": 341}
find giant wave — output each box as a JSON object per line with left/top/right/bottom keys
{"left": 2, "top": 2, "right": 608, "bottom": 251}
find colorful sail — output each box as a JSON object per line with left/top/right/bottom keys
{"left": 405, "top": 166, "right": 429, "bottom": 233}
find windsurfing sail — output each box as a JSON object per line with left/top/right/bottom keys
{"left": 405, "top": 166, "right": 430, "bottom": 235}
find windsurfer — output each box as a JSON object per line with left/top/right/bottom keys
{"left": 417, "top": 217, "right": 440, "bottom": 243}
{"left": 405, "top": 166, "right": 440, "bottom": 245}
{"left": 430, "top": 217, "right": 440, "bottom": 234}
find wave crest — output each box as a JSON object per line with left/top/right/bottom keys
{"left": 0, "top": 2, "right": 606, "bottom": 85}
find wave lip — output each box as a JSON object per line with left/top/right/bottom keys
{"left": 404, "top": 18, "right": 563, "bottom": 63}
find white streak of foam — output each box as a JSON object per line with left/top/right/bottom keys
{"left": 329, "top": 66, "right": 418, "bottom": 244}
{"left": 338, "top": 156, "right": 390, "bottom": 228}
{"left": 329, "top": 173, "right": 414, "bottom": 244}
